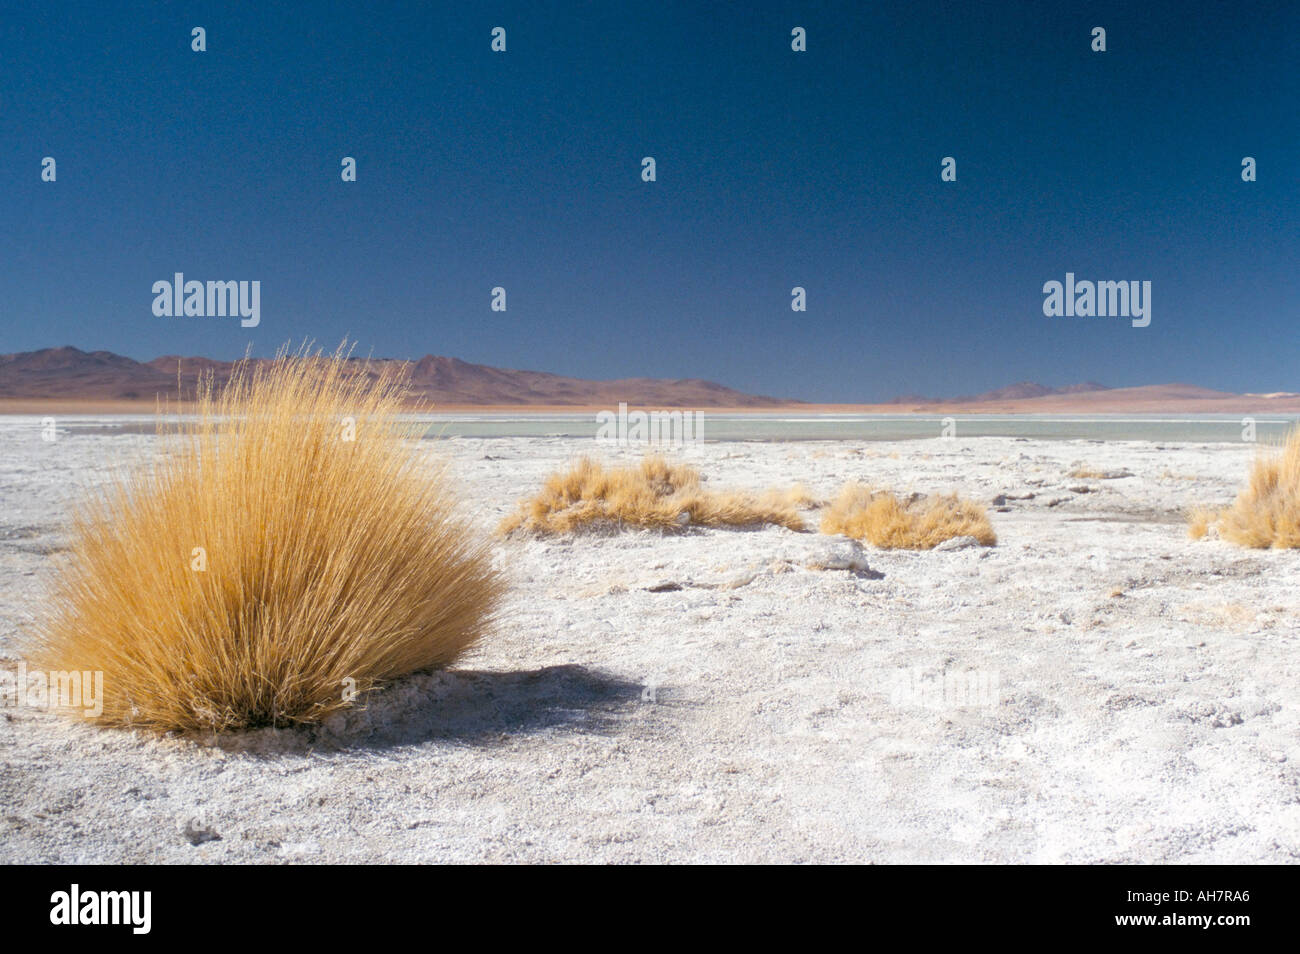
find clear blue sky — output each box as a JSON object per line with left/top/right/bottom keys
{"left": 1, "top": 1, "right": 1295, "bottom": 401}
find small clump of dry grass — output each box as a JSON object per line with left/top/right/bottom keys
{"left": 1187, "top": 506, "right": 1219, "bottom": 540}
{"left": 1206, "top": 429, "right": 1300, "bottom": 548}
{"left": 26, "top": 344, "right": 505, "bottom": 731}
{"left": 498, "top": 456, "right": 807, "bottom": 535}
{"left": 820, "top": 483, "right": 996, "bottom": 549}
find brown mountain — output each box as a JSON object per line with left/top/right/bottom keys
{"left": 0, "top": 347, "right": 175, "bottom": 401}
{"left": 0, "top": 347, "right": 794, "bottom": 408}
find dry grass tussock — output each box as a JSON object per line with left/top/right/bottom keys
{"left": 820, "top": 483, "right": 996, "bottom": 549}
{"left": 498, "top": 456, "right": 809, "bottom": 535}
{"left": 1194, "top": 428, "right": 1300, "bottom": 547}
{"left": 1187, "top": 506, "right": 1219, "bottom": 541}
{"left": 26, "top": 344, "right": 504, "bottom": 730}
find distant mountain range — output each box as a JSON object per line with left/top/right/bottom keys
{"left": 2, "top": 348, "right": 1298, "bottom": 412}
{"left": 885, "top": 381, "right": 1112, "bottom": 404}
{"left": 0, "top": 347, "right": 793, "bottom": 407}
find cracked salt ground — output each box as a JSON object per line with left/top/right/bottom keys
{"left": 1, "top": 428, "right": 1298, "bottom": 862}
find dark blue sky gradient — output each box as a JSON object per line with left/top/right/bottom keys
{"left": 1, "top": 1, "right": 1295, "bottom": 401}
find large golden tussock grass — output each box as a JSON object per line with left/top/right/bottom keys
{"left": 820, "top": 483, "right": 996, "bottom": 549}
{"left": 26, "top": 346, "right": 504, "bottom": 731}
{"left": 498, "top": 456, "right": 808, "bottom": 535}
{"left": 1199, "top": 428, "right": 1300, "bottom": 548}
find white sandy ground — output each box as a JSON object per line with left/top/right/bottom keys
{"left": 0, "top": 423, "right": 1298, "bottom": 863}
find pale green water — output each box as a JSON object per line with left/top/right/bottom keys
{"left": 8, "top": 413, "right": 1298, "bottom": 443}
{"left": 409, "top": 413, "right": 1296, "bottom": 443}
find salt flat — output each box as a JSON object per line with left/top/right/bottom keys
{"left": 1, "top": 425, "right": 1297, "bottom": 863}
